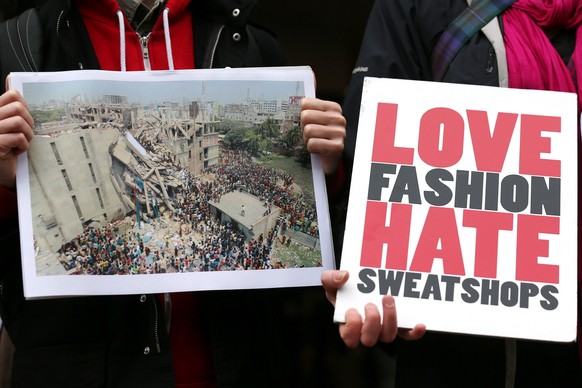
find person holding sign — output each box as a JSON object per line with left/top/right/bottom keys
{"left": 322, "top": 0, "right": 582, "bottom": 386}
{"left": 0, "top": 0, "right": 347, "bottom": 387}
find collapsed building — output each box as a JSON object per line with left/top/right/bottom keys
{"left": 30, "top": 95, "right": 221, "bottom": 255}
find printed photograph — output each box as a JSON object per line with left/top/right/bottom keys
{"left": 15, "top": 70, "right": 328, "bottom": 288}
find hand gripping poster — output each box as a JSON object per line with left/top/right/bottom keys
{"left": 334, "top": 77, "right": 578, "bottom": 341}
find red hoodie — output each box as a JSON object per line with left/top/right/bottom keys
{"left": 76, "top": 2, "right": 213, "bottom": 387}
{"left": 76, "top": 0, "right": 194, "bottom": 71}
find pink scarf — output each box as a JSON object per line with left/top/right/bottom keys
{"left": 503, "top": 0, "right": 582, "bottom": 109}
{"left": 504, "top": 0, "right": 582, "bottom": 361}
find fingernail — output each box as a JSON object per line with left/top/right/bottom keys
{"left": 333, "top": 271, "right": 346, "bottom": 282}
{"left": 346, "top": 308, "right": 359, "bottom": 320}
{"left": 383, "top": 296, "right": 395, "bottom": 308}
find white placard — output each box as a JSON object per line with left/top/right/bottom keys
{"left": 334, "top": 77, "right": 578, "bottom": 342}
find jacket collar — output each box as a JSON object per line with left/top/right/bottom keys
{"left": 57, "top": 0, "right": 258, "bottom": 27}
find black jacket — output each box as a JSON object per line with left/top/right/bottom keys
{"left": 328, "top": 0, "right": 501, "bottom": 261}
{"left": 342, "top": 0, "right": 500, "bottom": 169}
{"left": 0, "top": 1, "right": 290, "bottom": 387}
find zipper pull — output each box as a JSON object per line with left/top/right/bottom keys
{"left": 139, "top": 33, "right": 152, "bottom": 71}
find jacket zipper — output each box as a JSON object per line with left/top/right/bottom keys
{"left": 209, "top": 25, "right": 225, "bottom": 69}
{"left": 56, "top": 9, "right": 83, "bottom": 69}
{"left": 140, "top": 23, "right": 224, "bottom": 70}
{"left": 151, "top": 296, "right": 161, "bottom": 353}
{"left": 139, "top": 33, "right": 152, "bottom": 71}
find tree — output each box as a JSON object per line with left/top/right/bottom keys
{"left": 244, "top": 130, "right": 263, "bottom": 156}
{"left": 223, "top": 127, "right": 248, "bottom": 149}
{"left": 296, "top": 143, "right": 311, "bottom": 167}
{"left": 283, "top": 125, "right": 302, "bottom": 150}
{"left": 215, "top": 119, "right": 239, "bottom": 135}
{"left": 31, "top": 109, "right": 65, "bottom": 125}
{"left": 257, "top": 118, "right": 280, "bottom": 141}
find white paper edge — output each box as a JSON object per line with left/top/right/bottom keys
{"left": 11, "top": 66, "right": 334, "bottom": 299}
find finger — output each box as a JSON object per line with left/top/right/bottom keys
{"left": 339, "top": 309, "right": 363, "bottom": 348}
{"left": 300, "top": 97, "right": 342, "bottom": 114}
{"left": 0, "top": 90, "right": 34, "bottom": 128}
{"left": 321, "top": 270, "right": 349, "bottom": 288}
{"left": 0, "top": 104, "right": 34, "bottom": 140}
{"left": 321, "top": 270, "right": 349, "bottom": 305}
{"left": 303, "top": 122, "right": 346, "bottom": 142}
{"left": 360, "top": 303, "right": 382, "bottom": 347}
{"left": 0, "top": 89, "right": 26, "bottom": 107}
{"left": 0, "top": 132, "right": 30, "bottom": 157}
{"left": 301, "top": 110, "right": 346, "bottom": 130}
{"left": 398, "top": 324, "right": 426, "bottom": 341}
{"left": 305, "top": 138, "right": 344, "bottom": 157}
{"left": 305, "top": 139, "right": 343, "bottom": 176}
{"left": 379, "top": 295, "right": 399, "bottom": 343}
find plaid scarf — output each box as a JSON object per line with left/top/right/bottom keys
{"left": 431, "top": 0, "right": 517, "bottom": 81}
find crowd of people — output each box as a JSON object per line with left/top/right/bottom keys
{"left": 209, "top": 149, "right": 319, "bottom": 236}
{"left": 55, "top": 146, "right": 320, "bottom": 275}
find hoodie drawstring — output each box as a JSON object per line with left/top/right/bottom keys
{"left": 116, "top": 8, "right": 175, "bottom": 72}
{"left": 116, "top": 9, "right": 127, "bottom": 72}
{"left": 162, "top": 8, "right": 175, "bottom": 71}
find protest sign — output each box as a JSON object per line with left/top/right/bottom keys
{"left": 334, "top": 77, "right": 578, "bottom": 341}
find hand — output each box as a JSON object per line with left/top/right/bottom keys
{"left": 321, "top": 269, "right": 426, "bottom": 348}
{"left": 0, "top": 90, "right": 34, "bottom": 190}
{"left": 300, "top": 98, "right": 345, "bottom": 176}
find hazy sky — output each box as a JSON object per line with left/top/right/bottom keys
{"left": 22, "top": 78, "right": 306, "bottom": 106}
